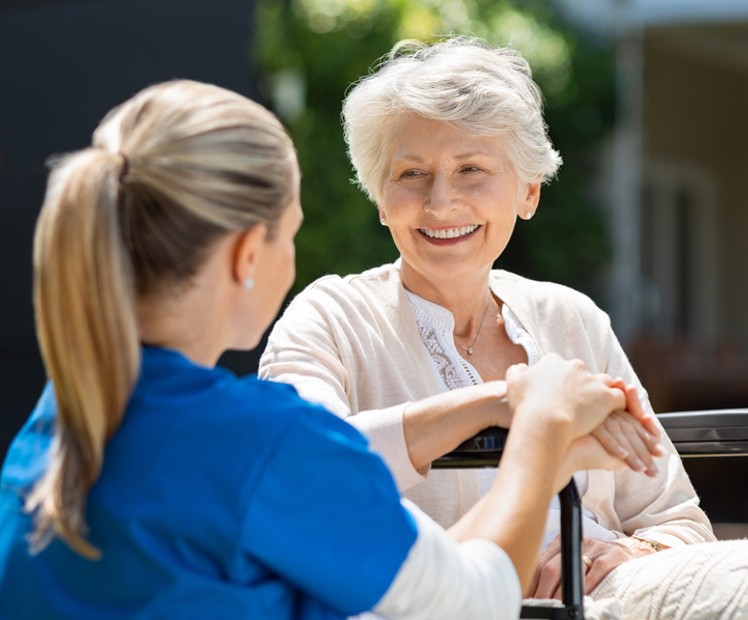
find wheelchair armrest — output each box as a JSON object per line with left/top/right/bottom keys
{"left": 432, "top": 409, "right": 748, "bottom": 462}
{"left": 658, "top": 408, "right": 748, "bottom": 457}
{"left": 431, "top": 426, "right": 509, "bottom": 469}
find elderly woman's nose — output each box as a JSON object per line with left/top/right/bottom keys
{"left": 424, "top": 175, "right": 458, "bottom": 213}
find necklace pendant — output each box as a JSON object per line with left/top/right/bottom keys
{"left": 466, "top": 346, "right": 474, "bottom": 355}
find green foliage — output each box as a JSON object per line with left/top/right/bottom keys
{"left": 252, "top": 0, "right": 615, "bottom": 300}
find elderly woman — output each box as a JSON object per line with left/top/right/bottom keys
{"left": 258, "top": 36, "right": 716, "bottom": 602}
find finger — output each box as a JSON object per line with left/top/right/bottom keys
{"left": 600, "top": 380, "right": 627, "bottom": 412}
{"left": 617, "top": 415, "right": 661, "bottom": 476}
{"left": 533, "top": 552, "right": 563, "bottom": 599}
{"left": 505, "top": 362, "right": 529, "bottom": 382}
{"left": 581, "top": 537, "right": 641, "bottom": 594}
{"left": 625, "top": 385, "right": 660, "bottom": 439}
{"left": 529, "top": 536, "right": 562, "bottom": 597}
{"left": 606, "top": 413, "right": 649, "bottom": 473}
{"left": 542, "top": 534, "right": 562, "bottom": 558}
{"left": 626, "top": 412, "right": 667, "bottom": 457}
{"left": 584, "top": 556, "right": 618, "bottom": 594}
{"left": 603, "top": 409, "right": 664, "bottom": 475}
{"left": 591, "top": 424, "right": 630, "bottom": 461}
{"left": 614, "top": 381, "right": 661, "bottom": 439}
{"left": 590, "top": 421, "right": 644, "bottom": 473}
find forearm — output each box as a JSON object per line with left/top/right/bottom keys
{"left": 346, "top": 381, "right": 510, "bottom": 490}
{"left": 449, "top": 414, "right": 571, "bottom": 591}
{"left": 402, "top": 381, "right": 511, "bottom": 472}
{"left": 373, "top": 500, "right": 522, "bottom": 620}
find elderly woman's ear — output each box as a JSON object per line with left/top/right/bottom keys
{"left": 517, "top": 179, "right": 541, "bottom": 221}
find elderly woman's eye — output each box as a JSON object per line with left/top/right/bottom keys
{"left": 462, "top": 165, "right": 482, "bottom": 173}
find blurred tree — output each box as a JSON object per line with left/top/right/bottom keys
{"left": 253, "top": 0, "right": 615, "bottom": 301}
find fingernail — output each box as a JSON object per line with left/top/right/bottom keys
{"left": 647, "top": 461, "right": 659, "bottom": 475}
{"left": 654, "top": 443, "right": 667, "bottom": 455}
{"left": 632, "top": 458, "right": 646, "bottom": 472}
{"left": 618, "top": 448, "right": 630, "bottom": 459}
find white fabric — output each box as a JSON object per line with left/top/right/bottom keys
{"left": 592, "top": 539, "right": 748, "bottom": 619}
{"left": 259, "top": 261, "right": 715, "bottom": 549}
{"left": 364, "top": 499, "right": 521, "bottom": 620}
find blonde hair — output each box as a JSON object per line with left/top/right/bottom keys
{"left": 342, "top": 36, "right": 562, "bottom": 204}
{"left": 27, "top": 80, "right": 296, "bottom": 558}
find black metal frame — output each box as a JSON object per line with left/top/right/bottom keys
{"left": 433, "top": 428, "right": 585, "bottom": 619}
{"left": 658, "top": 409, "right": 748, "bottom": 457}
{"left": 432, "top": 409, "right": 748, "bottom": 620}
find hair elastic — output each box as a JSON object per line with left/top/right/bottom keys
{"left": 119, "top": 152, "right": 130, "bottom": 182}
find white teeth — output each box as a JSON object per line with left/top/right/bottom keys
{"left": 420, "top": 225, "right": 479, "bottom": 239}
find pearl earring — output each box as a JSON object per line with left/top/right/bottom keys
{"left": 524, "top": 211, "right": 534, "bottom": 220}
{"left": 243, "top": 277, "right": 255, "bottom": 290}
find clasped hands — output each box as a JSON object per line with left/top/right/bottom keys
{"left": 506, "top": 355, "right": 667, "bottom": 599}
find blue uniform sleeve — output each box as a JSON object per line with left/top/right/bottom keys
{"left": 241, "top": 403, "right": 417, "bottom": 617}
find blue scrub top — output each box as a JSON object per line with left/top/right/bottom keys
{"left": 0, "top": 346, "right": 417, "bottom": 619}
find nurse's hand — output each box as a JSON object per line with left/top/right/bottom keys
{"left": 552, "top": 435, "right": 625, "bottom": 493}
{"left": 506, "top": 356, "right": 625, "bottom": 440}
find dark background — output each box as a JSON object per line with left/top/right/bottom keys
{"left": 0, "top": 0, "right": 261, "bottom": 459}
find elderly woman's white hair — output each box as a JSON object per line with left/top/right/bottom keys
{"left": 342, "top": 36, "right": 562, "bottom": 204}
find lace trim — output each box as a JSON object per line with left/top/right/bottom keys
{"left": 413, "top": 314, "right": 477, "bottom": 389}
{"left": 406, "top": 290, "right": 536, "bottom": 389}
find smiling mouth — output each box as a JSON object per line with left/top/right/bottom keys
{"left": 419, "top": 225, "right": 480, "bottom": 240}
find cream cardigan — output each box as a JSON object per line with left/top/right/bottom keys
{"left": 259, "top": 262, "right": 714, "bottom": 549}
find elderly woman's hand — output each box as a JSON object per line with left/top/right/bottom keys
{"left": 592, "top": 381, "right": 667, "bottom": 476}
{"left": 527, "top": 535, "right": 662, "bottom": 599}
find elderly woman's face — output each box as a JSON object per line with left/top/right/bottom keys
{"left": 379, "top": 114, "right": 539, "bottom": 292}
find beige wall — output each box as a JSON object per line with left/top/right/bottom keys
{"left": 642, "top": 31, "right": 748, "bottom": 353}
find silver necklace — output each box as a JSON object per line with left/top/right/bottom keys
{"left": 456, "top": 299, "right": 491, "bottom": 356}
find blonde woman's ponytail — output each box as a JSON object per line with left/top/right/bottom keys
{"left": 25, "top": 79, "right": 296, "bottom": 559}
{"left": 27, "top": 148, "right": 140, "bottom": 559}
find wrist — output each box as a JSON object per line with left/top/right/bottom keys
{"left": 512, "top": 402, "right": 574, "bottom": 445}
{"left": 619, "top": 535, "right": 665, "bottom": 557}
{"left": 492, "top": 392, "right": 511, "bottom": 428}
{"left": 631, "top": 536, "right": 665, "bottom": 554}
{"left": 477, "top": 380, "right": 511, "bottom": 429}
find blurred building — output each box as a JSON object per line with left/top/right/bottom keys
{"left": 560, "top": 0, "right": 748, "bottom": 413}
